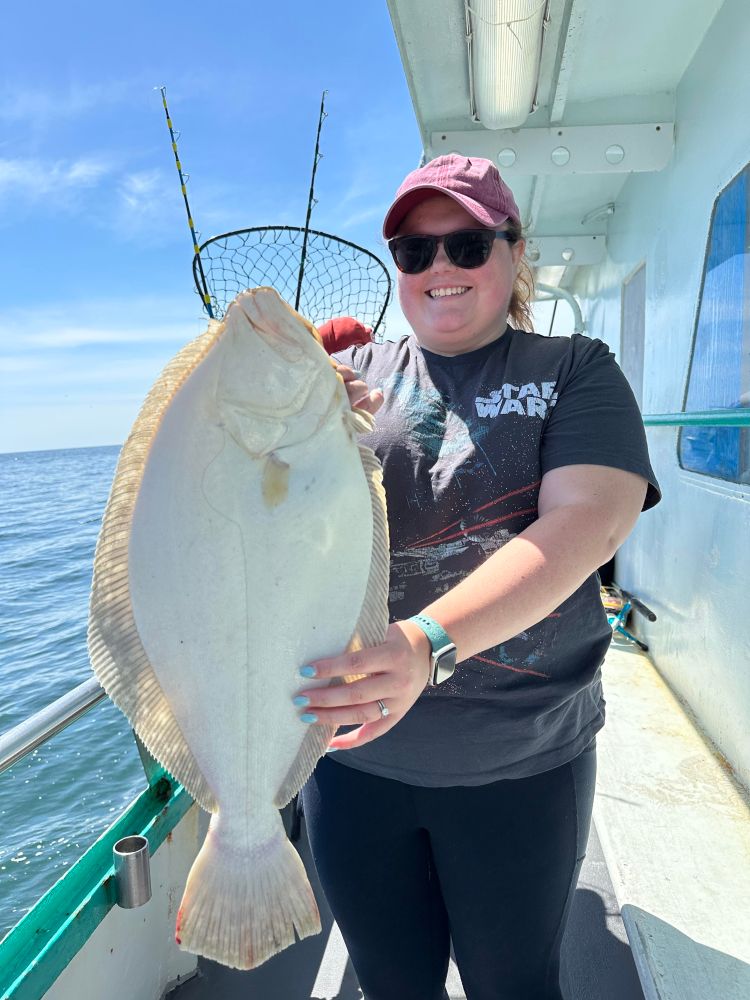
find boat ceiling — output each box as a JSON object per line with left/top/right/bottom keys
{"left": 386, "top": 0, "right": 725, "bottom": 286}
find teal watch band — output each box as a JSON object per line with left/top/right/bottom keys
{"left": 408, "top": 614, "right": 457, "bottom": 685}
{"left": 409, "top": 614, "right": 452, "bottom": 651}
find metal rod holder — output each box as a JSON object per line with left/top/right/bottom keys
{"left": 113, "top": 835, "right": 152, "bottom": 908}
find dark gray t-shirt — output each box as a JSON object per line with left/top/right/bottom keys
{"left": 331, "top": 327, "right": 660, "bottom": 786}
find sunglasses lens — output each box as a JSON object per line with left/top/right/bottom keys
{"left": 391, "top": 236, "right": 436, "bottom": 274}
{"left": 390, "top": 230, "right": 504, "bottom": 273}
{"left": 445, "top": 231, "right": 494, "bottom": 269}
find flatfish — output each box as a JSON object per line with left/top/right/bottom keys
{"left": 88, "top": 287, "right": 389, "bottom": 969}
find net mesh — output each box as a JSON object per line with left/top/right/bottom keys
{"left": 193, "top": 226, "right": 392, "bottom": 339}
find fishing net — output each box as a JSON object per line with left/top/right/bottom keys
{"left": 193, "top": 226, "right": 392, "bottom": 340}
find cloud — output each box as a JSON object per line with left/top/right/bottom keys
{"left": 0, "top": 296, "right": 207, "bottom": 352}
{"left": 312, "top": 108, "right": 419, "bottom": 242}
{"left": 0, "top": 81, "right": 137, "bottom": 124}
{"left": 0, "top": 156, "right": 183, "bottom": 239}
{"left": 0, "top": 355, "right": 171, "bottom": 387}
{"left": 334, "top": 203, "right": 389, "bottom": 233}
{"left": 0, "top": 296, "right": 209, "bottom": 436}
{"left": 0, "top": 156, "right": 111, "bottom": 204}
{"left": 22, "top": 323, "right": 198, "bottom": 349}
{"left": 119, "top": 170, "right": 163, "bottom": 210}
{"left": 111, "top": 168, "right": 191, "bottom": 243}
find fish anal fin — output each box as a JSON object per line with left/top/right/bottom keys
{"left": 274, "top": 722, "right": 338, "bottom": 808}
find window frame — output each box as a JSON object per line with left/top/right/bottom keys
{"left": 677, "top": 163, "right": 750, "bottom": 484}
{"left": 620, "top": 262, "right": 646, "bottom": 409}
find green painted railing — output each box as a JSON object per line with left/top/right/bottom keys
{"left": 643, "top": 408, "right": 750, "bottom": 427}
{"left": 0, "top": 771, "right": 193, "bottom": 1000}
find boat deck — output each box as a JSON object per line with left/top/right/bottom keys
{"left": 172, "top": 814, "right": 644, "bottom": 1000}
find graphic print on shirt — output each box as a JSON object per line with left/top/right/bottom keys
{"left": 382, "top": 370, "right": 555, "bottom": 688}
{"left": 386, "top": 372, "right": 478, "bottom": 463}
{"left": 474, "top": 381, "right": 559, "bottom": 419}
{"left": 389, "top": 483, "right": 553, "bottom": 689}
{"left": 382, "top": 371, "right": 557, "bottom": 497}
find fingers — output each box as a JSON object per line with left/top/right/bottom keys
{"left": 328, "top": 718, "right": 393, "bottom": 751}
{"left": 331, "top": 359, "right": 362, "bottom": 384}
{"left": 295, "top": 653, "right": 397, "bottom": 729}
{"left": 302, "top": 646, "right": 384, "bottom": 681}
{"left": 295, "top": 623, "right": 430, "bottom": 745}
{"left": 300, "top": 697, "right": 392, "bottom": 729}
{"left": 333, "top": 363, "right": 384, "bottom": 416}
{"left": 298, "top": 674, "right": 399, "bottom": 711}
{"left": 352, "top": 388, "right": 384, "bottom": 415}
{"left": 296, "top": 676, "right": 399, "bottom": 729}
{"left": 334, "top": 364, "right": 361, "bottom": 383}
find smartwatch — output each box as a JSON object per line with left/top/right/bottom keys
{"left": 408, "top": 614, "right": 457, "bottom": 686}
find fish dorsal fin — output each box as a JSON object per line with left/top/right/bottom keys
{"left": 88, "top": 319, "right": 225, "bottom": 813}
{"left": 343, "top": 405, "right": 376, "bottom": 436}
{"left": 274, "top": 440, "right": 390, "bottom": 807}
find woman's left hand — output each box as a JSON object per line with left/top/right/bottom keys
{"left": 294, "top": 621, "right": 432, "bottom": 750}
{"left": 334, "top": 363, "right": 384, "bottom": 416}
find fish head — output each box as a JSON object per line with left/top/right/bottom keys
{"left": 215, "top": 287, "right": 345, "bottom": 456}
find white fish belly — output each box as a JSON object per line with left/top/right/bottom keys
{"left": 127, "top": 347, "right": 374, "bottom": 813}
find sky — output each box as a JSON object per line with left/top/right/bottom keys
{"left": 0, "top": 1, "right": 424, "bottom": 453}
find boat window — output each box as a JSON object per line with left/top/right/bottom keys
{"left": 621, "top": 264, "right": 646, "bottom": 408}
{"left": 679, "top": 165, "right": 750, "bottom": 483}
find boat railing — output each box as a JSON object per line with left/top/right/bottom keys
{"left": 0, "top": 675, "right": 192, "bottom": 999}
{"left": 0, "top": 677, "right": 105, "bottom": 777}
{"left": 535, "top": 282, "right": 586, "bottom": 334}
{"left": 642, "top": 408, "right": 750, "bottom": 427}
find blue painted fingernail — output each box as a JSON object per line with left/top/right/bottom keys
{"left": 300, "top": 713, "right": 318, "bottom": 724}
{"left": 293, "top": 695, "right": 310, "bottom": 707}
{"left": 300, "top": 665, "right": 316, "bottom": 678}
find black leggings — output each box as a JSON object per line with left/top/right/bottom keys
{"left": 302, "top": 742, "right": 597, "bottom": 1000}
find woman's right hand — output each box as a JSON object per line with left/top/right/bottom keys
{"left": 334, "top": 363, "right": 384, "bottom": 416}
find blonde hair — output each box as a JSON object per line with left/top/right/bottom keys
{"left": 505, "top": 217, "right": 535, "bottom": 332}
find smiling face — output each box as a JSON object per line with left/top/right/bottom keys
{"left": 395, "top": 194, "right": 525, "bottom": 356}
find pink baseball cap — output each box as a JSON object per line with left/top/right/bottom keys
{"left": 383, "top": 154, "right": 521, "bottom": 239}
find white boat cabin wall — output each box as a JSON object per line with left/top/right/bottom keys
{"left": 566, "top": 0, "right": 750, "bottom": 794}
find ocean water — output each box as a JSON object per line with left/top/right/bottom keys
{"left": 0, "top": 446, "right": 147, "bottom": 940}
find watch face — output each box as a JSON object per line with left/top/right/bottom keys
{"left": 433, "top": 644, "right": 457, "bottom": 684}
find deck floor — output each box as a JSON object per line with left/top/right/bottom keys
{"left": 171, "top": 813, "right": 645, "bottom": 1000}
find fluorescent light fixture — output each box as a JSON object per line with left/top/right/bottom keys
{"left": 466, "top": 0, "right": 549, "bottom": 130}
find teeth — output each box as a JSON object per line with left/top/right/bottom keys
{"left": 429, "top": 287, "right": 468, "bottom": 298}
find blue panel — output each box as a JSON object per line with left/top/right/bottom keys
{"left": 680, "top": 167, "right": 748, "bottom": 479}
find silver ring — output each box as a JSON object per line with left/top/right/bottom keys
{"left": 376, "top": 699, "right": 389, "bottom": 718}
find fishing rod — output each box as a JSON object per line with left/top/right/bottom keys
{"left": 295, "top": 91, "right": 328, "bottom": 312}
{"left": 157, "top": 86, "right": 214, "bottom": 319}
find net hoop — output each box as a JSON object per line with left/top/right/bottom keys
{"left": 192, "top": 225, "right": 392, "bottom": 339}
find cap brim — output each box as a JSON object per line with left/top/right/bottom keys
{"left": 383, "top": 185, "right": 510, "bottom": 239}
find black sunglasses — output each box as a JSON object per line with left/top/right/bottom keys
{"left": 387, "top": 228, "right": 515, "bottom": 274}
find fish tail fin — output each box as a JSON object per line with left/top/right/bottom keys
{"left": 176, "top": 812, "right": 320, "bottom": 969}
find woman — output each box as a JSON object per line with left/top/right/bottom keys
{"left": 298, "top": 154, "right": 660, "bottom": 1000}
